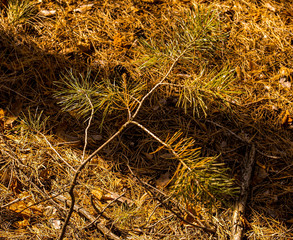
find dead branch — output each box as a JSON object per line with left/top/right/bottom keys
{"left": 231, "top": 144, "right": 256, "bottom": 240}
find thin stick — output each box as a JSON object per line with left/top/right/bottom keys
{"left": 40, "top": 132, "right": 76, "bottom": 171}
{"left": 131, "top": 120, "right": 191, "bottom": 171}
{"left": 82, "top": 94, "right": 94, "bottom": 161}
{"left": 231, "top": 144, "right": 256, "bottom": 240}
{"left": 131, "top": 50, "right": 186, "bottom": 120}
{"left": 144, "top": 203, "right": 162, "bottom": 227}
{"left": 146, "top": 214, "right": 174, "bottom": 229}
{"left": 15, "top": 191, "right": 67, "bottom": 216}
{"left": 0, "top": 84, "right": 37, "bottom": 103}
{"left": 205, "top": 119, "right": 281, "bottom": 159}
{"left": 0, "top": 195, "right": 31, "bottom": 209}
{"left": 204, "top": 119, "right": 249, "bottom": 143}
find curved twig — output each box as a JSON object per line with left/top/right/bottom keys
{"left": 58, "top": 121, "right": 130, "bottom": 240}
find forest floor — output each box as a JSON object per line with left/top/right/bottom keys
{"left": 0, "top": 0, "right": 292, "bottom": 239}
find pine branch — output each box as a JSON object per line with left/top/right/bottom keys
{"left": 132, "top": 121, "right": 238, "bottom": 205}
{"left": 58, "top": 54, "right": 183, "bottom": 240}
{"left": 55, "top": 7, "right": 235, "bottom": 238}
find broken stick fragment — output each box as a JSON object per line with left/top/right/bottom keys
{"left": 231, "top": 144, "right": 256, "bottom": 240}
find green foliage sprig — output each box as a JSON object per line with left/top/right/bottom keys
{"left": 6, "top": 0, "right": 38, "bottom": 27}
{"left": 138, "top": 5, "right": 228, "bottom": 70}
{"left": 177, "top": 66, "right": 237, "bottom": 117}
{"left": 54, "top": 69, "right": 146, "bottom": 127}
{"left": 153, "top": 131, "right": 238, "bottom": 205}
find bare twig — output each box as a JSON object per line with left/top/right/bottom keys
{"left": 90, "top": 196, "right": 111, "bottom": 221}
{"left": 131, "top": 50, "right": 186, "bottom": 120}
{"left": 0, "top": 195, "right": 31, "bottom": 209}
{"left": 131, "top": 120, "right": 190, "bottom": 171}
{"left": 146, "top": 214, "right": 174, "bottom": 229}
{"left": 58, "top": 120, "right": 131, "bottom": 240}
{"left": 40, "top": 132, "right": 76, "bottom": 171}
{"left": 204, "top": 119, "right": 249, "bottom": 143}
{"left": 144, "top": 203, "right": 162, "bottom": 227}
{"left": 103, "top": 189, "right": 133, "bottom": 205}
{"left": 255, "top": 149, "right": 281, "bottom": 159}
{"left": 231, "top": 144, "right": 256, "bottom": 240}
{"left": 82, "top": 94, "right": 94, "bottom": 161}
{"left": 0, "top": 84, "right": 37, "bottom": 103}
{"left": 273, "top": 162, "right": 293, "bottom": 176}
{"left": 16, "top": 191, "right": 67, "bottom": 216}
{"left": 204, "top": 119, "right": 281, "bottom": 159}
